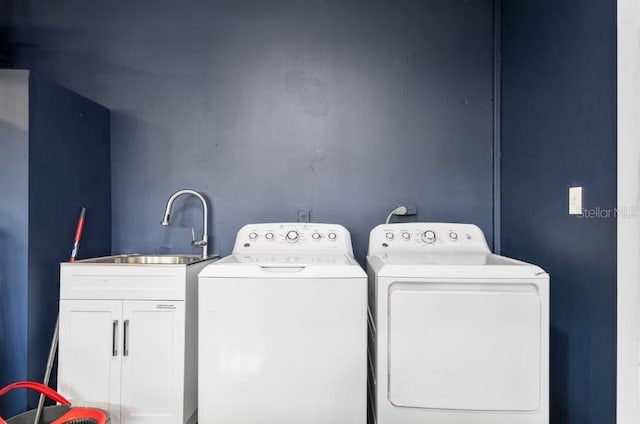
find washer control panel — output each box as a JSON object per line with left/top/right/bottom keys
{"left": 368, "top": 223, "right": 491, "bottom": 255}
{"left": 233, "top": 223, "right": 354, "bottom": 255}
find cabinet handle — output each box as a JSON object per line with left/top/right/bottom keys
{"left": 123, "top": 319, "right": 130, "bottom": 356}
{"left": 112, "top": 320, "right": 118, "bottom": 356}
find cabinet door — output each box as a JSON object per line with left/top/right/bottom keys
{"left": 58, "top": 299, "right": 123, "bottom": 424}
{"left": 120, "top": 301, "right": 185, "bottom": 424}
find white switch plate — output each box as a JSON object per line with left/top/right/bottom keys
{"left": 298, "top": 209, "right": 311, "bottom": 223}
{"left": 569, "top": 186, "right": 583, "bottom": 215}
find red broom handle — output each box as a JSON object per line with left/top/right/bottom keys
{"left": 70, "top": 206, "right": 87, "bottom": 262}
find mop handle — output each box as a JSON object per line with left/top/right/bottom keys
{"left": 34, "top": 206, "right": 87, "bottom": 424}
{"left": 70, "top": 206, "right": 87, "bottom": 262}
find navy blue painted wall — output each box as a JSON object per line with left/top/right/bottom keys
{"left": 27, "top": 73, "right": 111, "bottom": 406}
{"left": 0, "top": 71, "right": 111, "bottom": 416}
{"left": 500, "top": 1, "right": 617, "bottom": 423}
{"left": 8, "top": 0, "right": 497, "bottom": 262}
{"left": 0, "top": 70, "right": 29, "bottom": 417}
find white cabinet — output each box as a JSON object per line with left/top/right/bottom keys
{"left": 58, "top": 300, "right": 122, "bottom": 420}
{"left": 120, "top": 301, "right": 185, "bottom": 424}
{"left": 58, "top": 258, "right": 213, "bottom": 424}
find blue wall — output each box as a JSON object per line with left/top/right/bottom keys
{"left": 27, "top": 73, "right": 112, "bottom": 406}
{"left": 0, "top": 71, "right": 111, "bottom": 416}
{"left": 500, "top": 1, "right": 617, "bottom": 422}
{"left": 9, "top": 0, "right": 497, "bottom": 262}
{"left": 0, "top": 70, "right": 29, "bottom": 417}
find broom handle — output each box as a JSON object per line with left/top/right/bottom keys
{"left": 34, "top": 206, "right": 86, "bottom": 424}
{"left": 69, "top": 207, "right": 87, "bottom": 263}
{"left": 33, "top": 320, "right": 59, "bottom": 424}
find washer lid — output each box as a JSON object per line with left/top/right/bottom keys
{"left": 229, "top": 252, "right": 354, "bottom": 265}
{"left": 199, "top": 253, "right": 366, "bottom": 279}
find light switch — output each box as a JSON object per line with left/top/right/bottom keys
{"left": 569, "top": 186, "right": 583, "bottom": 215}
{"left": 298, "top": 209, "right": 311, "bottom": 223}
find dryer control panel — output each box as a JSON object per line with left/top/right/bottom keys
{"left": 233, "top": 223, "right": 355, "bottom": 255}
{"left": 368, "top": 223, "right": 491, "bottom": 256}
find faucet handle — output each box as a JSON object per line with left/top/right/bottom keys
{"left": 191, "top": 227, "right": 208, "bottom": 248}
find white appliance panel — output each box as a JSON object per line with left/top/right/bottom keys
{"left": 233, "top": 223, "right": 355, "bottom": 255}
{"left": 367, "top": 223, "right": 549, "bottom": 424}
{"left": 388, "top": 282, "right": 541, "bottom": 411}
{"left": 199, "top": 223, "right": 367, "bottom": 424}
{"left": 368, "top": 223, "right": 491, "bottom": 257}
{"left": 199, "top": 276, "right": 366, "bottom": 424}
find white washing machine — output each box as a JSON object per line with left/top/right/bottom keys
{"left": 367, "top": 223, "right": 549, "bottom": 424}
{"left": 198, "top": 223, "right": 367, "bottom": 424}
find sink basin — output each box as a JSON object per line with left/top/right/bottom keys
{"left": 76, "top": 254, "right": 208, "bottom": 265}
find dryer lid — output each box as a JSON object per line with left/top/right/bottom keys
{"left": 375, "top": 252, "right": 524, "bottom": 266}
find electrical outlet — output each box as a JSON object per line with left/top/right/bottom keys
{"left": 298, "top": 209, "right": 311, "bottom": 223}
{"left": 403, "top": 203, "right": 417, "bottom": 216}
{"left": 569, "top": 186, "right": 583, "bottom": 215}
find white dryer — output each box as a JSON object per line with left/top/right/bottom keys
{"left": 367, "top": 223, "right": 549, "bottom": 424}
{"left": 198, "top": 223, "right": 367, "bottom": 424}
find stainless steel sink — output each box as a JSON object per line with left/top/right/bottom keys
{"left": 77, "top": 254, "right": 208, "bottom": 265}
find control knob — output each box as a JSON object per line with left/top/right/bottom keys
{"left": 286, "top": 230, "right": 299, "bottom": 242}
{"left": 386, "top": 232, "right": 394, "bottom": 240}
{"left": 248, "top": 232, "right": 258, "bottom": 240}
{"left": 328, "top": 232, "right": 337, "bottom": 241}
{"left": 449, "top": 231, "right": 458, "bottom": 241}
{"left": 422, "top": 230, "right": 437, "bottom": 244}
{"left": 265, "top": 232, "right": 274, "bottom": 240}
{"left": 312, "top": 232, "right": 321, "bottom": 240}
{"left": 402, "top": 232, "right": 410, "bottom": 240}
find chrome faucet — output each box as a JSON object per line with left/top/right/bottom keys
{"left": 161, "top": 189, "right": 209, "bottom": 259}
